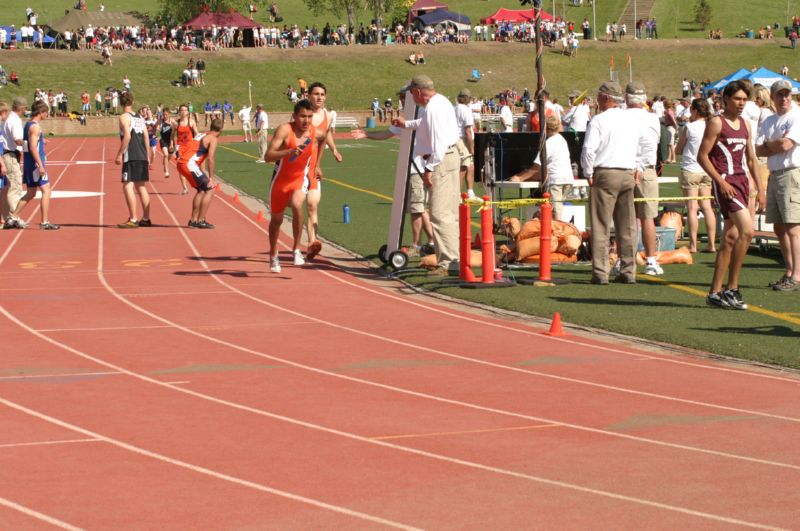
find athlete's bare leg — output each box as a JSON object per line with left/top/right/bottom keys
{"left": 135, "top": 182, "right": 151, "bottom": 220}
{"left": 193, "top": 189, "right": 215, "bottom": 221}
{"left": 161, "top": 147, "right": 170, "bottom": 177}
{"left": 122, "top": 182, "right": 139, "bottom": 220}
{"left": 306, "top": 187, "right": 320, "bottom": 244}
{"left": 268, "top": 213, "right": 283, "bottom": 259}
{"left": 290, "top": 189, "right": 306, "bottom": 252}
{"left": 710, "top": 208, "right": 753, "bottom": 292}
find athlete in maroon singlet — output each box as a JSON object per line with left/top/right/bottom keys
{"left": 698, "top": 80, "right": 766, "bottom": 310}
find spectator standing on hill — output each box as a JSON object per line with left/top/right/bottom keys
{"left": 115, "top": 91, "right": 152, "bottom": 228}
{"left": 698, "top": 80, "right": 764, "bottom": 310}
{"left": 393, "top": 74, "right": 461, "bottom": 277}
{"left": 499, "top": 100, "right": 513, "bottom": 132}
{"left": 756, "top": 80, "right": 800, "bottom": 291}
{"left": 223, "top": 100, "right": 234, "bottom": 125}
{"left": 255, "top": 104, "right": 269, "bottom": 162}
{"left": 94, "top": 90, "right": 102, "bottom": 116}
{"left": 581, "top": 81, "right": 642, "bottom": 285}
{"left": 196, "top": 58, "right": 205, "bottom": 86}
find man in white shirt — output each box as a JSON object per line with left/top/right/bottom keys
{"left": 499, "top": 101, "right": 513, "bottom": 132}
{"left": 254, "top": 104, "right": 269, "bottom": 162}
{"left": 563, "top": 98, "right": 591, "bottom": 132}
{"left": 651, "top": 96, "right": 665, "bottom": 120}
{"left": 238, "top": 104, "right": 252, "bottom": 142}
{"left": 393, "top": 74, "right": 461, "bottom": 276}
{"left": 626, "top": 81, "right": 663, "bottom": 276}
{"left": 2, "top": 97, "right": 26, "bottom": 224}
{"left": 756, "top": 80, "right": 800, "bottom": 291}
{"left": 581, "top": 81, "right": 641, "bottom": 284}
{"left": 454, "top": 88, "right": 476, "bottom": 198}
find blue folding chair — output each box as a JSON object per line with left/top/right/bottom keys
{"left": 472, "top": 68, "right": 482, "bottom": 81}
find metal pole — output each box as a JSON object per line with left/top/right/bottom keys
{"left": 535, "top": 1, "right": 547, "bottom": 186}
{"left": 633, "top": 0, "right": 637, "bottom": 39}
{"left": 592, "top": 0, "right": 597, "bottom": 40}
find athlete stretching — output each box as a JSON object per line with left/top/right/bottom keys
{"left": 177, "top": 118, "right": 222, "bottom": 229}
{"left": 265, "top": 99, "right": 327, "bottom": 273}
{"left": 304, "top": 82, "right": 342, "bottom": 260}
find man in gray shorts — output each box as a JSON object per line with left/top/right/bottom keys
{"left": 626, "top": 81, "right": 663, "bottom": 276}
{"left": 756, "top": 79, "right": 800, "bottom": 291}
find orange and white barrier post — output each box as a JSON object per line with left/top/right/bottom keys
{"left": 480, "top": 195, "right": 495, "bottom": 284}
{"left": 538, "top": 192, "right": 552, "bottom": 282}
{"left": 459, "top": 193, "right": 477, "bottom": 282}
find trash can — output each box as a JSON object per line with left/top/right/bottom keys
{"left": 366, "top": 117, "right": 375, "bottom": 128}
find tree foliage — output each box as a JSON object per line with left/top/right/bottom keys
{"left": 157, "top": 0, "right": 252, "bottom": 26}
{"left": 303, "top": 0, "right": 366, "bottom": 30}
{"left": 694, "top": 0, "right": 713, "bottom": 30}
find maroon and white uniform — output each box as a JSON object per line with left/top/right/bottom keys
{"left": 709, "top": 117, "right": 749, "bottom": 219}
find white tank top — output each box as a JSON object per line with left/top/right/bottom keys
{"left": 681, "top": 119, "right": 706, "bottom": 174}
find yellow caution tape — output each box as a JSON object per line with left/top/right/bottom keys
{"left": 465, "top": 196, "right": 715, "bottom": 210}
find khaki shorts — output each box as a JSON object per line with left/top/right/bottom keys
{"left": 456, "top": 139, "right": 473, "bottom": 167}
{"left": 766, "top": 167, "right": 800, "bottom": 224}
{"left": 634, "top": 167, "right": 659, "bottom": 219}
{"left": 407, "top": 172, "right": 429, "bottom": 214}
{"left": 680, "top": 169, "right": 712, "bottom": 190}
{"left": 548, "top": 183, "right": 573, "bottom": 221}
{"left": 242, "top": 121, "right": 251, "bottom": 132}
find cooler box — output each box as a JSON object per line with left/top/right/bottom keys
{"left": 366, "top": 117, "right": 376, "bottom": 128}
{"left": 637, "top": 226, "right": 676, "bottom": 252}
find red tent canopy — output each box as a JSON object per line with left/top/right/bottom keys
{"left": 183, "top": 10, "right": 261, "bottom": 29}
{"left": 409, "top": 0, "right": 449, "bottom": 18}
{"left": 481, "top": 8, "right": 553, "bottom": 24}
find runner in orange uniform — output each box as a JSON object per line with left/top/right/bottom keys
{"left": 265, "top": 99, "right": 328, "bottom": 273}
{"left": 177, "top": 118, "right": 223, "bottom": 229}
{"left": 172, "top": 103, "right": 197, "bottom": 195}
{"left": 305, "top": 82, "right": 342, "bottom": 260}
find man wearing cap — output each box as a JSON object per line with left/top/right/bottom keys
{"left": 255, "top": 104, "right": 269, "bottom": 163}
{"left": 2, "top": 97, "right": 26, "bottom": 226}
{"left": 626, "top": 81, "right": 664, "bottom": 276}
{"left": 581, "top": 81, "right": 642, "bottom": 284}
{"left": 454, "top": 88, "right": 476, "bottom": 199}
{"left": 756, "top": 80, "right": 800, "bottom": 291}
{"left": 393, "top": 74, "right": 461, "bottom": 276}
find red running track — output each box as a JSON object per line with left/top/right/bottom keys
{"left": 1, "top": 137, "right": 799, "bottom": 529}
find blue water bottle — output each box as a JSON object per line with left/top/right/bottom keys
{"left": 343, "top": 203, "right": 350, "bottom": 224}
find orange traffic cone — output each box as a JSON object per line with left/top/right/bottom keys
{"left": 472, "top": 232, "right": 481, "bottom": 249}
{"left": 544, "top": 312, "right": 566, "bottom": 337}
{"left": 214, "top": 183, "right": 221, "bottom": 192}
{"left": 233, "top": 192, "right": 240, "bottom": 203}
{"left": 256, "top": 210, "right": 265, "bottom": 222}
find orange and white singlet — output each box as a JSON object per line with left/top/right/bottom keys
{"left": 269, "top": 125, "right": 318, "bottom": 214}
{"left": 175, "top": 120, "right": 194, "bottom": 155}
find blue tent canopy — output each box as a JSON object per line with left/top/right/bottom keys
{"left": 0, "top": 26, "right": 55, "bottom": 45}
{"left": 705, "top": 67, "right": 800, "bottom": 94}
{"left": 416, "top": 9, "right": 471, "bottom": 29}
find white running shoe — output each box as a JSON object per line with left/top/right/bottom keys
{"left": 610, "top": 258, "right": 621, "bottom": 277}
{"left": 269, "top": 256, "right": 281, "bottom": 273}
{"left": 293, "top": 250, "right": 305, "bottom": 266}
{"left": 644, "top": 263, "right": 664, "bottom": 276}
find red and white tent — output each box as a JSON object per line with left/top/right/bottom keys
{"left": 183, "top": 9, "right": 261, "bottom": 29}
{"left": 481, "top": 8, "right": 553, "bottom": 25}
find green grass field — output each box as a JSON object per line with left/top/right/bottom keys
{"left": 1, "top": 38, "right": 796, "bottom": 117}
{"left": 4, "top": 0, "right": 798, "bottom": 43}
{"left": 213, "top": 137, "right": 800, "bottom": 369}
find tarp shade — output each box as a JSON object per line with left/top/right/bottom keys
{"left": 416, "top": 9, "right": 471, "bottom": 27}
{"left": 0, "top": 25, "right": 55, "bottom": 43}
{"left": 706, "top": 67, "right": 800, "bottom": 94}
{"left": 183, "top": 11, "right": 262, "bottom": 29}
{"left": 481, "top": 8, "right": 553, "bottom": 24}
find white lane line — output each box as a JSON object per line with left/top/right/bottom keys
{"left": 0, "top": 495, "right": 84, "bottom": 530}
{"left": 0, "top": 397, "right": 418, "bottom": 531}
{"left": 0, "top": 438, "right": 101, "bottom": 449}
{"left": 0, "top": 372, "right": 121, "bottom": 381}
{"left": 212, "top": 199, "right": 800, "bottom": 425}
{"left": 219, "top": 184, "right": 800, "bottom": 386}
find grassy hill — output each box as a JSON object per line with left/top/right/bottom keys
{"left": 650, "top": 0, "right": 796, "bottom": 39}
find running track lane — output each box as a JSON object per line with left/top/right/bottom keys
{"left": 1, "top": 137, "right": 799, "bottom": 528}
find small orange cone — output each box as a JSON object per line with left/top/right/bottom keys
{"left": 256, "top": 210, "right": 265, "bottom": 222}
{"left": 233, "top": 192, "right": 240, "bottom": 203}
{"left": 214, "top": 183, "right": 221, "bottom": 192}
{"left": 472, "top": 232, "right": 481, "bottom": 249}
{"left": 544, "top": 312, "right": 566, "bottom": 337}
